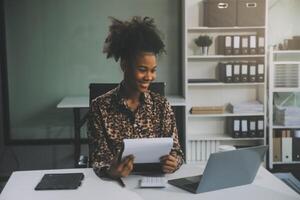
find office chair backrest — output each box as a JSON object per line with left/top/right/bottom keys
{"left": 89, "top": 82, "right": 165, "bottom": 104}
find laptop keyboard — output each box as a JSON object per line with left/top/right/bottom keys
{"left": 170, "top": 175, "right": 202, "bottom": 191}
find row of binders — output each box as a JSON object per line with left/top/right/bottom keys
{"left": 226, "top": 116, "right": 264, "bottom": 138}
{"left": 218, "top": 35, "right": 265, "bottom": 55}
{"left": 273, "top": 130, "right": 300, "bottom": 162}
{"left": 216, "top": 62, "right": 264, "bottom": 83}
{"left": 188, "top": 140, "right": 219, "bottom": 162}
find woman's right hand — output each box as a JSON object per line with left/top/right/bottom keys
{"left": 107, "top": 155, "right": 134, "bottom": 178}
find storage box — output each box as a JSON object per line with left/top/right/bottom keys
{"left": 237, "top": 0, "right": 265, "bottom": 26}
{"left": 204, "top": 0, "right": 237, "bottom": 27}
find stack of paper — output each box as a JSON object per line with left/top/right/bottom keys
{"left": 274, "top": 106, "right": 300, "bottom": 126}
{"left": 228, "top": 101, "right": 264, "bottom": 113}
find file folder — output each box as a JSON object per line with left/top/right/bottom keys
{"left": 216, "top": 63, "right": 233, "bottom": 83}
{"left": 256, "top": 117, "right": 264, "bottom": 137}
{"left": 233, "top": 63, "right": 241, "bottom": 82}
{"left": 282, "top": 136, "right": 292, "bottom": 163}
{"left": 218, "top": 35, "right": 233, "bottom": 55}
{"left": 249, "top": 35, "right": 257, "bottom": 54}
{"left": 233, "top": 35, "right": 241, "bottom": 55}
{"left": 273, "top": 132, "right": 282, "bottom": 162}
{"left": 292, "top": 138, "right": 300, "bottom": 161}
{"left": 241, "top": 63, "right": 248, "bottom": 82}
{"left": 248, "top": 63, "right": 257, "bottom": 82}
{"left": 241, "top": 118, "right": 248, "bottom": 137}
{"left": 241, "top": 35, "right": 249, "bottom": 54}
{"left": 248, "top": 117, "right": 256, "bottom": 137}
{"left": 227, "top": 117, "right": 241, "bottom": 138}
{"left": 256, "top": 63, "right": 264, "bottom": 82}
{"left": 257, "top": 36, "right": 265, "bottom": 54}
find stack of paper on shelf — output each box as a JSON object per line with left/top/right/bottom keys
{"left": 274, "top": 106, "right": 300, "bottom": 126}
{"left": 190, "top": 106, "right": 225, "bottom": 114}
{"left": 228, "top": 101, "right": 264, "bottom": 113}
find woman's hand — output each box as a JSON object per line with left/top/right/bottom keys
{"left": 108, "top": 155, "right": 134, "bottom": 178}
{"left": 160, "top": 154, "right": 178, "bottom": 174}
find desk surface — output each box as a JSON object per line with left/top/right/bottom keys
{"left": 57, "top": 95, "right": 186, "bottom": 108}
{"left": 1, "top": 164, "right": 299, "bottom": 200}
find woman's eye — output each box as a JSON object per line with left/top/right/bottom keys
{"left": 138, "top": 68, "right": 147, "bottom": 72}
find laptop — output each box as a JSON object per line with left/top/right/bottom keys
{"left": 168, "top": 145, "right": 268, "bottom": 193}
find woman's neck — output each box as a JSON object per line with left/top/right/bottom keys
{"left": 123, "top": 81, "right": 140, "bottom": 102}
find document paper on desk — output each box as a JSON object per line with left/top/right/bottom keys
{"left": 122, "top": 137, "right": 173, "bottom": 163}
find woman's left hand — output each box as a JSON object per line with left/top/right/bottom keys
{"left": 160, "top": 154, "right": 178, "bottom": 173}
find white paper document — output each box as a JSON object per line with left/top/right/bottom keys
{"left": 122, "top": 137, "right": 173, "bottom": 163}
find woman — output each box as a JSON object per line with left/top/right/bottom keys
{"left": 88, "top": 16, "right": 183, "bottom": 179}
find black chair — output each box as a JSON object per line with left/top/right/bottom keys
{"left": 89, "top": 82, "right": 165, "bottom": 103}
{"left": 78, "top": 82, "right": 165, "bottom": 168}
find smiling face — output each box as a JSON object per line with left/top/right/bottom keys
{"left": 124, "top": 52, "right": 157, "bottom": 94}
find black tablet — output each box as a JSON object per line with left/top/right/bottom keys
{"left": 35, "top": 173, "right": 84, "bottom": 190}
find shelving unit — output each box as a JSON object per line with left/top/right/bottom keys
{"left": 184, "top": 0, "right": 268, "bottom": 164}
{"left": 268, "top": 47, "right": 300, "bottom": 169}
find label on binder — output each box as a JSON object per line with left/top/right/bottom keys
{"left": 234, "top": 120, "right": 240, "bottom": 131}
{"left": 225, "top": 36, "right": 232, "bottom": 47}
{"left": 250, "top": 36, "right": 256, "bottom": 48}
{"left": 258, "top": 64, "right": 264, "bottom": 74}
{"left": 250, "top": 66, "right": 256, "bottom": 75}
{"left": 258, "top": 37, "right": 265, "bottom": 47}
{"left": 242, "top": 37, "right": 248, "bottom": 48}
{"left": 241, "top": 64, "right": 248, "bottom": 74}
{"left": 234, "top": 65, "right": 240, "bottom": 75}
{"left": 233, "top": 36, "right": 240, "bottom": 48}
{"left": 258, "top": 120, "right": 264, "bottom": 130}
{"left": 241, "top": 120, "right": 247, "bottom": 132}
{"left": 250, "top": 121, "right": 255, "bottom": 130}
{"left": 226, "top": 65, "right": 232, "bottom": 76}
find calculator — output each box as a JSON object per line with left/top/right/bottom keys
{"left": 139, "top": 176, "right": 166, "bottom": 188}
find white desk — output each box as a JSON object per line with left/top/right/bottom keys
{"left": 1, "top": 164, "right": 299, "bottom": 200}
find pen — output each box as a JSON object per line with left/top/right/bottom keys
{"left": 117, "top": 177, "right": 126, "bottom": 187}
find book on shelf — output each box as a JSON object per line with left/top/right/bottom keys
{"left": 188, "top": 78, "right": 219, "bottom": 83}
{"left": 190, "top": 106, "right": 225, "bottom": 114}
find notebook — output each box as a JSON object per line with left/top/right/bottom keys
{"left": 35, "top": 173, "right": 84, "bottom": 190}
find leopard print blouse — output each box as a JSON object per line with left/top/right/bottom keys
{"left": 88, "top": 83, "right": 183, "bottom": 176}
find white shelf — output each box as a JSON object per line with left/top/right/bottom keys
{"left": 188, "top": 112, "right": 264, "bottom": 118}
{"left": 269, "top": 47, "right": 300, "bottom": 169}
{"left": 187, "top": 134, "right": 264, "bottom": 141}
{"left": 167, "top": 95, "right": 186, "bottom": 106}
{"left": 272, "top": 88, "right": 300, "bottom": 92}
{"left": 188, "top": 82, "right": 264, "bottom": 87}
{"left": 273, "top": 61, "right": 300, "bottom": 65}
{"left": 272, "top": 125, "right": 300, "bottom": 129}
{"left": 273, "top": 50, "right": 300, "bottom": 54}
{"left": 187, "top": 26, "right": 265, "bottom": 32}
{"left": 273, "top": 161, "right": 300, "bottom": 165}
{"left": 188, "top": 55, "right": 265, "bottom": 59}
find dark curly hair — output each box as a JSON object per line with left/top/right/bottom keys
{"left": 103, "top": 16, "right": 166, "bottom": 63}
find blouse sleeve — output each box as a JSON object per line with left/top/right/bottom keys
{"left": 161, "top": 99, "right": 184, "bottom": 170}
{"left": 88, "top": 100, "right": 115, "bottom": 177}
